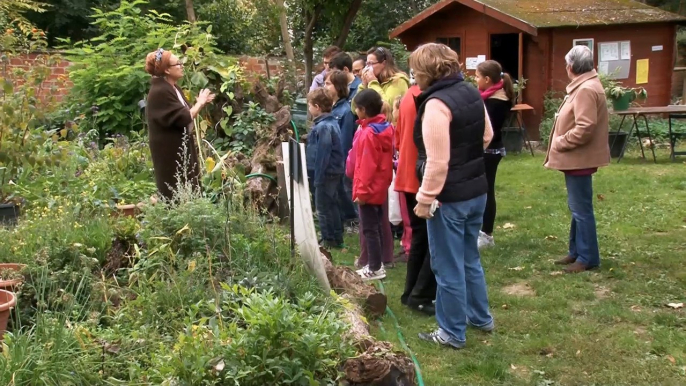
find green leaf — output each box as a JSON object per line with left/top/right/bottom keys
{"left": 190, "top": 71, "right": 209, "bottom": 88}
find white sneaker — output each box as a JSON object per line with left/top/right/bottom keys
{"left": 357, "top": 265, "right": 386, "bottom": 281}
{"left": 478, "top": 231, "right": 495, "bottom": 249}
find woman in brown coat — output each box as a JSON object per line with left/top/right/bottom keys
{"left": 545, "top": 45, "right": 610, "bottom": 273}
{"left": 144, "top": 48, "right": 215, "bottom": 200}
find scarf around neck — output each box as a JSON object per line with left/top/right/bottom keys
{"left": 480, "top": 80, "right": 504, "bottom": 100}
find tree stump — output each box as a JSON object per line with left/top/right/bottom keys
{"left": 245, "top": 78, "right": 292, "bottom": 216}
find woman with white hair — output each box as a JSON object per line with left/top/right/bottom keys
{"left": 544, "top": 45, "right": 610, "bottom": 273}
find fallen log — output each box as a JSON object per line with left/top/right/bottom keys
{"left": 319, "top": 247, "right": 386, "bottom": 318}
{"left": 318, "top": 248, "right": 416, "bottom": 386}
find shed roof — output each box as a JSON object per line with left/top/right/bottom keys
{"left": 390, "top": 0, "right": 686, "bottom": 38}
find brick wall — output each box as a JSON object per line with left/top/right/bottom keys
{"left": 2, "top": 52, "right": 72, "bottom": 102}
{"left": 1, "top": 52, "right": 299, "bottom": 102}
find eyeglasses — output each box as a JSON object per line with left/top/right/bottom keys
{"left": 366, "top": 61, "right": 379, "bottom": 66}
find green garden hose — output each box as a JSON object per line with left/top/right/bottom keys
{"left": 377, "top": 281, "right": 425, "bottom": 386}
{"left": 290, "top": 120, "right": 300, "bottom": 142}
{"left": 245, "top": 173, "right": 278, "bottom": 183}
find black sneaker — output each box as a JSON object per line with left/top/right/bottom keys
{"left": 407, "top": 302, "right": 436, "bottom": 316}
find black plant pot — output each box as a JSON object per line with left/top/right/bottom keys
{"left": 0, "top": 203, "right": 20, "bottom": 226}
{"left": 609, "top": 131, "right": 629, "bottom": 158}
{"left": 502, "top": 127, "right": 523, "bottom": 154}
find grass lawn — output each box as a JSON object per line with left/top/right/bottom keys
{"left": 332, "top": 148, "right": 686, "bottom": 385}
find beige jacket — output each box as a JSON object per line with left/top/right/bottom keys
{"left": 544, "top": 70, "right": 610, "bottom": 171}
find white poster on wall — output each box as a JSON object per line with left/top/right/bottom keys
{"left": 599, "top": 42, "right": 620, "bottom": 62}
{"left": 466, "top": 57, "right": 478, "bottom": 70}
{"left": 598, "top": 61, "right": 610, "bottom": 75}
{"left": 477, "top": 55, "right": 486, "bottom": 64}
{"left": 620, "top": 41, "right": 631, "bottom": 60}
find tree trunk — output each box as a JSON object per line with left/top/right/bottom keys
{"left": 245, "top": 79, "right": 291, "bottom": 214}
{"left": 275, "top": 0, "right": 295, "bottom": 70}
{"left": 184, "top": 0, "right": 197, "bottom": 22}
{"left": 303, "top": 5, "right": 321, "bottom": 91}
{"left": 334, "top": 0, "right": 364, "bottom": 48}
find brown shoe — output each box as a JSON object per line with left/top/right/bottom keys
{"left": 554, "top": 255, "right": 577, "bottom": 265}
{"left": 564, "top": 261, "right": 590, "bottom": 273}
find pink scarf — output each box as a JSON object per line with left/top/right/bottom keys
{"left": 480, "top": 80, "right": 504, "bottom": 100}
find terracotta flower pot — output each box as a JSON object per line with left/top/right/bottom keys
{"left": 112, "top": 203, "right": 143, "bottom": 218}
{"left": 0, "top": 289, "right": 17, "bottom": 340}
{"left": 0, "top": 263, "right": 27, "bottom": 291}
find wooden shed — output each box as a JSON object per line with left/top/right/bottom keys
{"left": 390, "top": 0, "right": 686, "bottom": 139}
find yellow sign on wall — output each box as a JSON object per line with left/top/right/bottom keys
{"left": 636, "top": 59, "right": 649, "bottom": 84}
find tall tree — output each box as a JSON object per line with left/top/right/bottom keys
{"left": 297, "top": 0, "right": 368, "bottom": 90}
{"left": 302, "top": 2, "right": 321, "bottom": 90}
{"left": 332, "top": 0, "right": 363, "bottom": 48}
{"left": 184, "top": 0, "right": 196, "bottom": 22}
{"left": 275, "top": 0, "right": 295, "bottom": 66}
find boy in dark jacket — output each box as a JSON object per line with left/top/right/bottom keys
{"left": 346, "top": 89, "right": 394, "bottom": 281}
{"left": 306, "top": 88, "right": 346, "bottom": 248}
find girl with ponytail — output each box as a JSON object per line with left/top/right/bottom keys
{"left": 475, "top": 60, "right": 515, "bottom": 249}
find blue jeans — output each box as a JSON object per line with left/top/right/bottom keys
{"left": 565, "top": 174, "right": 600, "bottom": 267}
{"left": 315, "top": 175, "right": 344, "bottom": 245}
{"left": 338, "top": 176, "right": 358, "bottom": 223}
{"left": 427, "top": 194, "right": 492, "bottom": 344}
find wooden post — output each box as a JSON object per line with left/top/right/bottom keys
{"left": 518, "top": 32, "right": 524, "bottom": 104}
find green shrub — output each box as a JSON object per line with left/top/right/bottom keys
{"left": 61, "top": 0, "right": 220, "bottom": 139}
{"left": 196, "top": 0, "right": 280, "bottom": 55}
{"left": 142, "top": 285, "right": 354, "bottom": 385}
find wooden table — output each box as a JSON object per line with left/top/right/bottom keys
{"left": 613, "top": 106, "right": 686, "bottom": 163}
{"left": 507, "top": 104, "right": 535, "bottom": 156}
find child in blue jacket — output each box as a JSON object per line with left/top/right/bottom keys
{"left": 305, "top": 88, "right": 346, "bottom": 248}
{"left": 326, "top": 70, "right": 359, "bottom": 229}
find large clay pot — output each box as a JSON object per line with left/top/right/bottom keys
{"left": 0, "top": 263, "right": 27, "bottom": 291}
{"left": 0, "top": 289, "right": 17, "bottom": 340}
{"left": 112, "top": 203, "right": 142, "bottom": 218}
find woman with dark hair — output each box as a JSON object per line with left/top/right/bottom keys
{"left": 474, "top": 60, "right": 515, "bottom": 249}
{"left": 353, "top": 47, "right": 410, "bottom": 111}
{"left": 144, "top": 48, "right": 215, "bottom": 200}
{"left": 410, "top": 43, "right": 494, "bottom": 349}
{"left": 326, "top": 70, "right": 358, "bottom": 233}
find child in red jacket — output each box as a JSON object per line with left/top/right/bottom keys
{"left": 346, "top": 89, "right": 394, "bottom": 281}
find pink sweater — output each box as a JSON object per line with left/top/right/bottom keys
{"left": 416, "top": 99, "right": 493, "bottom": 205}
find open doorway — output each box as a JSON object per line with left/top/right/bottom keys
{"left": 490, "top": 33, "right": 519, "bottom": 79}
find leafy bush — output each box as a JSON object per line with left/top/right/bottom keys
{"left": 196, "top": 0, "right": 280, "bottom": 55}
{"left": 215, "top": 101, "right": 276, "bottom": 155}
{"left": 13, "top": 131, "right": 156, "bottom": 210}
{"left": 142, "top": 285, "right": 354, "bottom": 385}
{"left": 0, "top": 203, "right": 114, "bottom": 322}
{"left": 61, "top": 0, "right": 220, "bottom": 138}
{"left": 0, "top": 33, "right": 69, "bottom": 203}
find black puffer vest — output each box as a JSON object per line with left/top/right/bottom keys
{"left": 413, "top": 75, "right": 487, "bottom": 203}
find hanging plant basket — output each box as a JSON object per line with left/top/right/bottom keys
{"left": 606, "top": 86, "right": 647, "bottom": 111}
{"left": 612, "top": 92, "right": 634, "bottom": 111}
